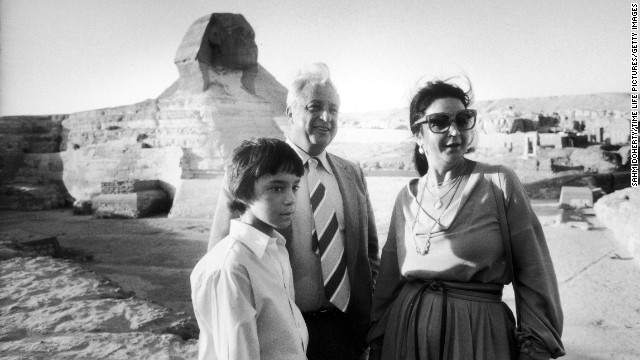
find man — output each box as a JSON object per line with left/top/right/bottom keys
{"left": 208, "top": 63, "right": 379, "bottom": 360}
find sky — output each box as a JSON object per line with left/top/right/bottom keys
{"left": 0, "top": 0, "right": 629, "bottom": 116}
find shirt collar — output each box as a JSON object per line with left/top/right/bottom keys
{"left": 229, "top": 219, "right": 286, "bottom": 258}
{"left": 285, "top": 137, "right": 333, "bottom": 175}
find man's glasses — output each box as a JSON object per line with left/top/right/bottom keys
{"left": 414, "top": 109, "right": 477, "bottom": 134}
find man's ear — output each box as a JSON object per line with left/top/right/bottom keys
{"left": 286, "top": 106, "right": 293, "bottom": 124}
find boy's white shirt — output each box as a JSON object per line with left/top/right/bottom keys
{"left": 191, "top": 219, "right": 308, "bottom": 360}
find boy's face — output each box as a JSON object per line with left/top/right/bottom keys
{"left": 241, "top": 171, "right": 300, "bottom": 235}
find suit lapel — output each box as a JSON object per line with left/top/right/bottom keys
{"left": 327, "top": 154, "right": 359, "bottom": 284}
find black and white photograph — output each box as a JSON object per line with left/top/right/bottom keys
{"left": 0, "top": 1, "right": 636, "bottom": 359}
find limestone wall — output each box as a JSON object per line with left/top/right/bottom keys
{"left": 0, "top": 115, "right": 66, "bottom": 154}
{"left": 0, "top": 115, "right": 66, "bottom": 184}
{"left": 60, "top": 146, "right": 184, "bottom": 202}
{"left": 11, "top": 153, "right": 65, "bottom": 184}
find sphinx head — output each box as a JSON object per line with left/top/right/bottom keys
{"left": 196, "top": 13, "right": 258, "bottom": 70}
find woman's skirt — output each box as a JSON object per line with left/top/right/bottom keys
{"left": 380, "top": 280, "right": 517, "bottom": 360}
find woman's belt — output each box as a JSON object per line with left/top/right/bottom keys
{"left": 403, "top": 280, "right": 504, "bottom": 360}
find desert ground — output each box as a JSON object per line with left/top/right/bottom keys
{"left": 2, "top": 175, "right": 640, "bottom": 359}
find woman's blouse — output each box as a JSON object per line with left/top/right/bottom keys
{"left": 370, "top": 161, "right": 564, "bottom": 359}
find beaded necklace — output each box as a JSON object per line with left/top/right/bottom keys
{"left": 429, "top": 175, "right": 460, "bottom": 188}
{"left": 411, "top": 175, "right": 463, "bottom": 255}
{"left": 425, "top": 176, "right": 462, "bottom": 209}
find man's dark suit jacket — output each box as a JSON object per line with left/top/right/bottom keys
{"left": 208, "top": 151, "right": 380, "bottom": 353}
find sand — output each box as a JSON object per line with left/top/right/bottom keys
{"left": 1, "top": 177, "right": 640, "bottom": 359}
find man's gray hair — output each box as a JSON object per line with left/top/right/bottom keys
{"left": 286, "top": 63, "right": 339, "bottom": 107}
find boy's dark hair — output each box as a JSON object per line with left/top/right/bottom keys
{"left": 227, "top": 138, "right": 304, "bottom": 213}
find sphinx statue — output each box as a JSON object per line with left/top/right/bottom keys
{"left": 38, "top": 13, "right": 287, "bottom": 217}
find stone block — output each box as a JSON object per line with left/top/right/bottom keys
{"left": 559, "top": 186, "right": 594, "bottom": 209}
{"left": 92, "top": 190, "right": 169, "bottom": 219}
{"left": 168, "top": 178, "right": 224, "bottom": 219}
{"left": 594, "top": 187, "right": 640, "bottom": 266}
{"left": 100, "top": 180, "right": 160, "bottom": 194}
{"left": 554, "top": 209, "right": 592, "bottom": 230}
{"left": 539, "top": 133, "right": 563, "bottom": 148}
{"left": 72, "top": 200, "right": 93, "bottom": 215}
{"left": 61, "top": 146, "right": 184, "bottom": 203}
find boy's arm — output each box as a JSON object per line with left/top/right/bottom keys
{"left": 218, "top": 266, "right": 260, "bottom": 359}
{"left": 195, "top": 264, "right": 259, "bottom": 359}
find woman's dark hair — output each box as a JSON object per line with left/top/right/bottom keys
{"left": 409, "top": 78, "right": 473, "bottom": 176}
{"left": 227, "top": 137, "right": 304, "bottom": 213}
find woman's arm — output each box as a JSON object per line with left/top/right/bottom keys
{"left": 367, "top": 192, "right": 407, "bottom": 354}
{"left": 500, "top": 167, "right": 565, "bottom": 359}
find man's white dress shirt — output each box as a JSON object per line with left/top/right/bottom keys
{"left": 191, "top": 219, "right": 308, "bottom": 360}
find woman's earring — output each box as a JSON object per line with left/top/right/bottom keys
{"left": 418, "top": 146, "right": 424, "bottom": 154}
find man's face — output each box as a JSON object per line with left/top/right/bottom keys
{"left": 287, "top": 83, "right": 340, "bottom": 156}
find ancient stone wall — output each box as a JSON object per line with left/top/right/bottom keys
{"left": 0, "top": 115, "right": 66, "bottom": 154}
{"left": 476, "top": 102, "right": 629, "bottom": 145}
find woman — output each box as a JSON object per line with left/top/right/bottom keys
{"left": 367, "top": 79, "right": 564, "bottom": 360}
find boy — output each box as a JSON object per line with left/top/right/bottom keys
{"left": 190, "top": 138, "right": 308, "bottom": 360}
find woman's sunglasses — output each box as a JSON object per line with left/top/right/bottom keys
{"left": 414, "top": 109, "right": 477, "bottom": 134}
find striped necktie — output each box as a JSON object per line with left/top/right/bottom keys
{"left": 307, "top": 157, "right": 350, "bottom": 312}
